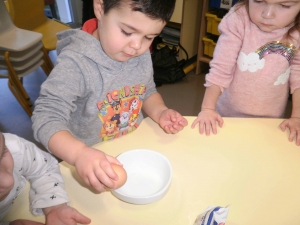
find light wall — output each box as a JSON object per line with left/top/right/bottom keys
{"left": 52, "top": 0, "right": 83, "bottom": 28}
{"left": 72, "top": 0, "right": 83, "bottom": 27}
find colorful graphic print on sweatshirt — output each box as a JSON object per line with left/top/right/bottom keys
{"left": 97, "top": 83, "right": 145, "bottom": 141}
{"left": 237, "top": 41, "right": 294, "bottom": 85}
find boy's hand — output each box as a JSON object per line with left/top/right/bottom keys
{"left": 10, "top": 220, "right": 44, "bottom": 225}
{"left": 279, "top": 117, "right": 300, "bottom": 146}
{"left": 74, "top": 146, "right": 121, "bottom": 192}
{"left": 44, "top": 203, "right": 91, "bottom": 225}
{"left": 158, "top": 109, "right": 188, "bottom": 133}
{"left": 191, "top": 109, "right": 223, "bottom": 135}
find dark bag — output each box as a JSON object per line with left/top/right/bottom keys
{"left": 151, "top": 44, "right": 188, "bottom": 87}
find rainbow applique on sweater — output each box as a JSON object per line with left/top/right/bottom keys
{"left": 256, "top": 41, "right": 296, "bottom": 63}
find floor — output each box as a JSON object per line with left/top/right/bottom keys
{"left": 0, "top": 51, "right": 292, "bottom": 152}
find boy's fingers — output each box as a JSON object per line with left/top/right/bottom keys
{"left": 103, "top": 162, "right": 119, "bottom": 180}
{"left": 179, "top": 117, "right": 188, "bottom": 126}
{"left": 95, "top": 168, "right": 117, "bottom": 189}
{"left": 169, "top": 126, "right": 178, "bottom": 134}
{"left": 163, "top": 125, "right": 171, "bottom": 133}
{"left": 169, "top": 128, "right": 178, "bottom": 134}
{"left": 171, "top": 114, "right": 178, "bottom": 122}
{"left": 86, "top": 176, "right": 106, "bottom": 192}
{"left": 106, "top": 155, "right": 121, "bottom": 165}
{"left": 172, "top": 123, "right": 184, "bottom": 131}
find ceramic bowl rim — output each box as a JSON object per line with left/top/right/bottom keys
{"left": 111, "top": 149, "right": 172, "bottom": 204}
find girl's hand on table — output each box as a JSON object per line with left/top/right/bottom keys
{"left": 74, "top": 146, "right": 122, "bottom": 192}
{"left": 10, "top": 220, "right": 44, "bottom": 225}
{"left": 280, "top": 117, "right": 300, "bottom": 146}
{"left": 44, "top": 203, "right": 91, "bottom": 225}
{"left": 191, "top": 109, "right": 223, "bottom": 135}
{"left": 158, "top": 109, "right": 188, "bottom": 134}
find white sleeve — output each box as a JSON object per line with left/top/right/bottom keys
{"left": 17, "top": 136, "right": 69, "bottom": 216}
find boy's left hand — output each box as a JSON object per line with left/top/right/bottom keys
{"left": 158, "top": 109, "right": 188, "bottom": 133}
{"left": 279, "top": 117, "right": 300, "bottom": 146}
{"left": 44, "top": 203, "right": 91, "bottom": 225}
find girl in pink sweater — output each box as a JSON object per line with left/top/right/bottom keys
{"left": 192, "top": 0, "right": 300, "bottom": 145}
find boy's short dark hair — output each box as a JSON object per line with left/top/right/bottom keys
{"left": 103, "top": 0, "right": 176, "bottom": 22}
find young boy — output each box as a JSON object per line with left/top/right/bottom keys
{"left": 32, "top": 0, "right": 188, "bottom": 193}
{"left": 0, "top": 132, "right": 91, "bottom": 225}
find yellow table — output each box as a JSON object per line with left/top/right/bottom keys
{"left": 4, "top": 117, "right": 300, "bottom": 225}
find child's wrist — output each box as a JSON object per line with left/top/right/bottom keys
{"left": 156, "top": 107, "right": 168, "bottom": 121}
{"left": 290, "top": 116, "right": 300, "bottom": 119}
{"left": 201, "top": 107, "right": 215, "bottom": 111}
{"left": 43, "top": 203, "right": 67, "bottom": 215}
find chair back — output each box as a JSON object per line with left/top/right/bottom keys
{"left": 6, "top": 0, "right": 48, "bottom": 30}
{"left": 0, "top": 51, "right": 44, "bottom": 78}
{"left": 0, "top": 1, "right": 16, "bottom": 33}
{"left": 0, "top": 42, "right": 44, "bottom": 62}
{"left": 0, "top": 0, "right": 53, "bottom": 117}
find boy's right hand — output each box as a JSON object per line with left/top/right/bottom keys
{"left": 74, "top": 146, "right": 121, "bottom": 192}
{"left": 191, "top": 109, "right": 224, "bottom": 135}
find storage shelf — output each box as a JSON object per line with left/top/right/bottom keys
{"left": 168, "top": 0, "right": 201, "bottom": 61}
{"left": 198, "top": 56, "right": 212, "bottom": 64}
{"left": 196, "top": 0, "right": 228, "bottom": 74}
{"left": 196, "top": 0, "right": 211, "bottom": 74}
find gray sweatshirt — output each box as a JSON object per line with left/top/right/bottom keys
{"left": 32, "top": 29, "right": 157, "bottom": 149}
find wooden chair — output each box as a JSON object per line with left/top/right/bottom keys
{"left": 5, "top": 0, "right": 71, "bottom": 52}
{"left": 0, "top": 1, "right": 53, "bottom": 117}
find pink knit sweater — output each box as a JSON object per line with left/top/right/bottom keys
{"left": 205, "top": 5, "right": 300, "bottom": 118}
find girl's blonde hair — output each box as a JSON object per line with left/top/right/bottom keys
{"left": 234, "top": 0, "right": 300, "bottom": 40}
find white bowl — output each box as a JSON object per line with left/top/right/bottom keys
{"left": 111, "top": 149, "right": 172, "bottom": 204}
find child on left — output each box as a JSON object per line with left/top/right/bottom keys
{"left": 0, "top": 132, "right": 91, "bottom": 225}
